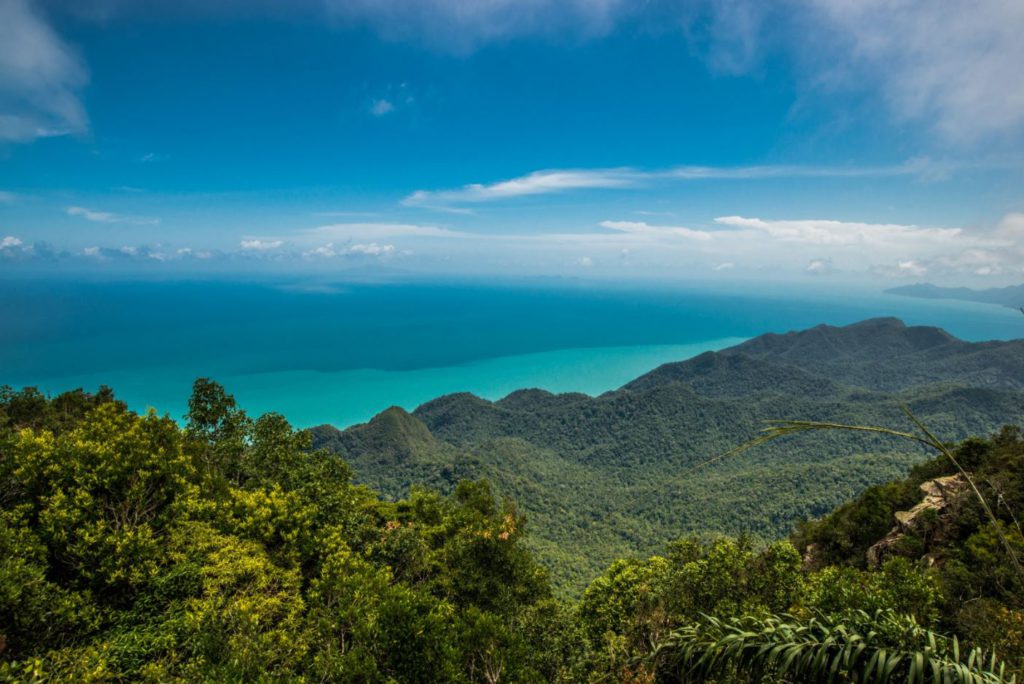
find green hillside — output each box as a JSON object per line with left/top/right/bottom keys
{"left": 311, "top": 319, "right": 1024, "bottom": 592}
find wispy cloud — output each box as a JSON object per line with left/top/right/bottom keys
{"left": 403, "top": 160, "right": 942, "bottom": 210}
{"left": 0, "top": 0, "right": 89, "bottom": 143}
{"left": 0, "top": 190, "right": 16, "bottom": 203}
{"left": 66, "top": 206, "right": 160, "bottom": 225}
{"left": 678, "top": 0, "right": 1024, "bottom": 143}
{"left": 403, "top": 168, "right": 639, "bottom": 209}
{"left": 805, "top": 0, "right": 1024, "bottom": 143}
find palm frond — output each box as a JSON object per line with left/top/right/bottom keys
{"left": 652, "top": 610, "right": 1016, "bottom": 683}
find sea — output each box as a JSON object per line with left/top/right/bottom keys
{"left": 1, "top": 277, "right": 1020, "bottom": 428}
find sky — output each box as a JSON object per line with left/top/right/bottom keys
{"left": 1, "top": 0, "right": 1023, "bottom": 286}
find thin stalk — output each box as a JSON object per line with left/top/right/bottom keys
{"left": 988, "top": 481, "right": 1024, "bottom": 543}
{"left": 899, "top": 407, "right": 1023, "bottom": 580}
{"left": 706, "top": 407, "right": 1024, "bottom": 582}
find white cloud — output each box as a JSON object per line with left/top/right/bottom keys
{"left": 176, "top": 247, "right": 214, "bottom": 259}
{"left": 348, "top": 242, "right": 395, "bottom": 255}
{"left": 914, "top": 249, "right": 1014, "bottom": 278}
{"left": 303, "top": 241, "right": 397, "bottom": 258}
{"left": 677, "top": 0, "right": 1024, "bottom": 143}
{"left": 304, "top": 243, "right": 337, "bottom": 258}
{"left": 369, "top": 98, "right": 394, "bottom": 116}
{"left": 403, "top": 168, "right": 638, "bottom": 208}
{"left": 804, "top": 0, "right": 1024, "bottom": 143}
{"left": 0, "top": 0, "right": 88, "bottom": 142}
{"left": 713, "top": 216, "right": 965, "bottom": 249}
{"left": 577, "top": 256, "right": 593, "bottom": 267}
{"left": 0, "top": 235, "right": 33, "bottom": 260}
{"left": 663, "top": 0, "right": 1024, "bottom": 142}
{"left": 294, "top": 214, "right": 1020, "bottom": 284}
{"left": 713, "top": 214, "right": 1024, "bottom": 282}
{"left": 67, "top": 206, "right": 160, "bottom": 226}
{"left": 404, "top": 160, "right": 943, "bottom": 210}
{"left": 600, "top": 220, "right": 713, "bottom": 241}
{"left": 239, "top": 239, "right": 284, "bottom": 251}
{"left": 805, "top": 258, "right": 833, "bottom": 275}
{"left": 896, "top": 260, "right": 928, "bottom": 277}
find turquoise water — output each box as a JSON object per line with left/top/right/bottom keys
{"left": 1, "top": 278, "right": 1020, "bottom": 428}
{"left": 34, "top": 340, "right": 745, "bottom": 428}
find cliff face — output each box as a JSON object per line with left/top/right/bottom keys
{"left": 866, "top": 474, "right": 968, "bottom": 567}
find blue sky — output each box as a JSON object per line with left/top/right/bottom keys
{"left": 1, "top": 0, "right": 1023, "bottom": 285}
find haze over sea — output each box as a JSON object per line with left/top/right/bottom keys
{"left": 2, "top": 278, "right": 1020, "bottom": 429}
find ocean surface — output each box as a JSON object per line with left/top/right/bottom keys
{"left": 1, "top": 278, "right": 1020, "bottom": 428}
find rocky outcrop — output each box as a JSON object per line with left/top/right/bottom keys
{"left": 867, "top": 474, "right": 968, "bottom": 568}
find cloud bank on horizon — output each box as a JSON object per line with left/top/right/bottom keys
{"left": 6, "top": 212, "right": 1022, "bottom": 285}
{"left": 1, "top": 0, "right": 1023, "bottom": 286}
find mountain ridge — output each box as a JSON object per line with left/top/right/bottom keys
{"left": 886, "top": 282, "right": 1024, "bottom": 309}
{"left": 310, "top": 317, "right": 1024, "bottom": 591}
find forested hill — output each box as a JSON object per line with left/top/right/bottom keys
{"left": 627, "top": 317, "right": 1024, "bottom": 392}
{"left": 310, "top": 318, "right": 1024, "bottom": 592}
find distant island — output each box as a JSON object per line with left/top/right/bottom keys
{"left": 886, "top": 282, "right": 1024, "bottom": 309}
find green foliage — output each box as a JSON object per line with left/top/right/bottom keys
{"left": 803, "top": 558, "right": 942, "bottom": 625}
{"left": 1, "top": 365, "right": 1022, "bottom": 682}
{"left": 579, "top": 556, "right": 671, "bottom": 647}
{"left": 0, "top": 381, "right": 565, "bottom": 682}
{"left": 13, "top": 404, "right": 194, "bottom": 592}
{"left": 654, "top": 610, "right": 1016, "bottom": 684}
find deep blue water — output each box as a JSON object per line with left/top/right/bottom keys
{"left": 1, "top": 278, "right": 1020, "bottom": 427}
